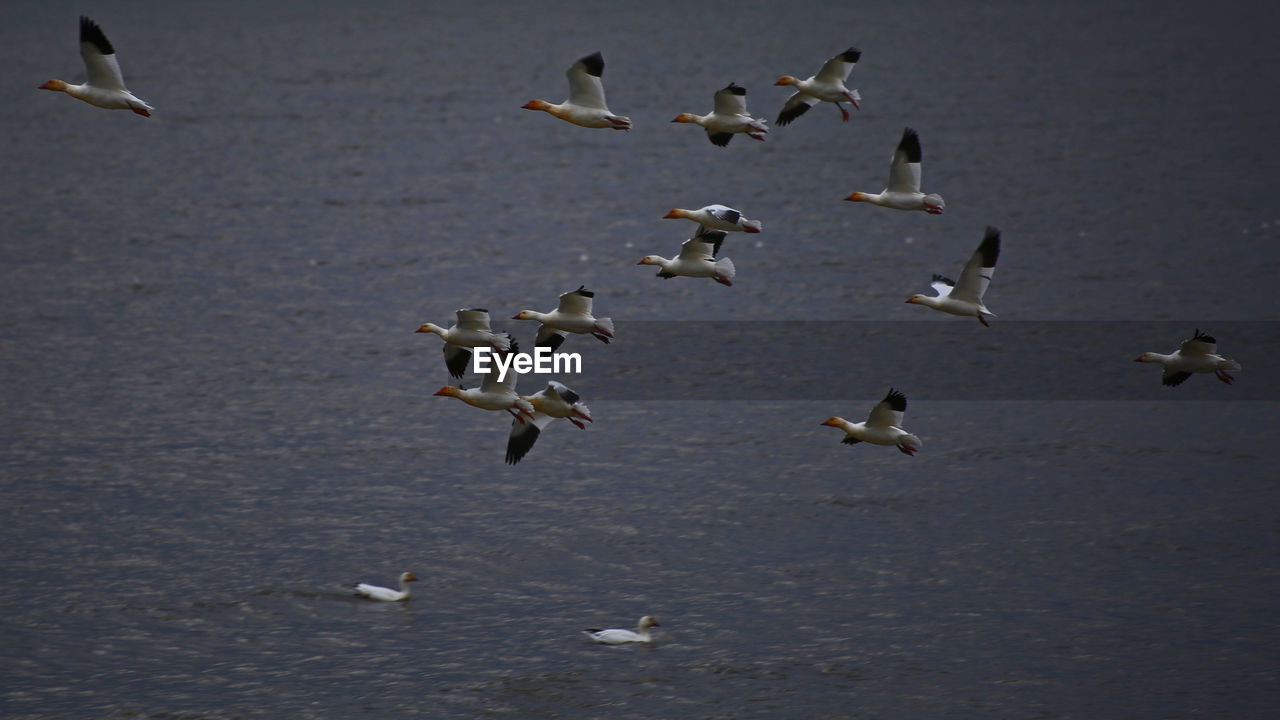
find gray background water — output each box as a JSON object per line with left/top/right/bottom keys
{"left": 3, "top": 0, "right": 1278, "bottom": 717}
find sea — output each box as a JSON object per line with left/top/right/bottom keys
{"left": 2, "top": 1, "right": 1278, "bottom": 717}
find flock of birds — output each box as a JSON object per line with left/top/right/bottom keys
{"left": 41, "top": 16, "right": 1244, "bottom": 642}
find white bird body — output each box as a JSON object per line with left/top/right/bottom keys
{"left": 39, "top": 16, "right": 153, "bottom": 116}
{"left": 672, "top": 83, "right": 768, "bottom": 146}
{"left": 584, "top": 616, "right": 660, "bottom": 644}
{"left": 355, "top": 572, "right": 417, "bottom": 602}
{"left": 434, "top": 364, "right": 535, "bottom": 421}
{"left": 638, "top": 227, "right": 735, "bottom": 285}
{"left": 664, "top": 204, "right": 762, "bottom": 233}
{"left": 416, "top": 308, "right": 515, "bottom": 378}
{"left": 845, "top": 128, "right": 945, "bottom": 214}
{"left": 513, "top": 286, "right": 614, "bottom": 348}
{"left": 506, "top": 381, "right": 593, "bottom": 464}
{"left": 774, "top": 47, "right": 862, "bottom": 125}
{"left": 522, "top": 51, "right": 631, "bottom": 130}
{"left": 822, "top": 389, "right": 922, "bottom": 456}
{"left": 907, "top": 227, "right": 1001, "bottom": 326}
{"left": 1135, "top": 330, "right": 1241, "bottom": 386}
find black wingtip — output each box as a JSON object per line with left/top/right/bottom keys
{"left": 708, "top": 132, "right": 733, "bottom": 147}
{"left": 883, "top": 388, "right": 907, "bottom": 412}
{"left": 1163, "top": 372, "right": 1192, "bottom": 387}
{"left": 841, "top": 436, "right": 863, "bottom": 445}
{"left": 978, "top": 227, "right": 1001, "bottom": 268}
{"left": 1191, "top": 328, "right": 1216, "bottom": 344}
{"left": 572, "top": 285, "right": 594, "bottom": 298}
{"left": 898, "top": 128, "right": 923, "bottom": 164}
{"left": 505, "top": 424, "right": 541, "bottom": 465}
{"left": 79, "top": 16, "right": 115, "bottom": 55}
{"left": 724, "top": 82, "right": 747, "bottom": 95}
{"left": 538, "top": 333, "right": 567, "bottom": 353}
{"left": 838, "top": 47, "right": 862, "bottom": 63}
{"left": 775, "top": 103, "right": 810, "bottom": 127}
{"left": 578, "top": 51, "right": 605, "bottom": 78}
{"left": 931, "top": 273, "right": 956, "bottom": 286}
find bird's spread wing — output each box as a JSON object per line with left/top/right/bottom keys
{"left": 949, "top": 227, "right": 1000, "bottom": 304}
{"left": 692, "top": 226, "right": 727, "bottom": 255}
{"left": 80, "top": 16, "right": 127, "bottom": 90}
{"left": 566, "top": 51, "right": 608, "bottom": 109}
{"left": 887, "top": 128, "right": 923, "bottom": 193}
{"left": 557, "top": 286, "right": 594, "bottom": 316}
{"left": 707, "top": 131, "right": 734, "bottom": 147}
{"left": 704, "top": 205, "right": 740, "bottom": 226}
{"left": 455, "top": 308, "right": 492, "bottom": 331}
{"left": 677, "top": 237, "right": 716, "bottom": 262}
{"left": 479, "top": 364, "right": 516, "bottom": 394}
{"left": 1162, "top": 369, "right": 1193, "bottom": 387}
{"left": 536, "top": 325, "right": 568, "bottom": 350}
{"left": 776, "top": 92, "right": 817, "bottom": 126}
{"left": 1180, "top": 329, "right": 1217, "bottom": 356}
{"left": 815, "top": 47, "right": 861, "bottom": 84}
{"left": 443, "top": 344, "right": 472, "bottom": 379}
{"left": 713, "top": 83, "right": 748, "bottom": 116}
{"left": 546, "top": 380, "right": 581, "bottom": 406}
{"left": 866, "top": 388, "right": 907, "bottom": 428}
{"left": 506, "top": 410, "right": 556, "bottom": 464}
{"left": 929, "top": 274, "right": 955, "bottom": 298}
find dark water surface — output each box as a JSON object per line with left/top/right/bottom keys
{"left": 3, "top": 1, "right": 1279, "bottom": 717}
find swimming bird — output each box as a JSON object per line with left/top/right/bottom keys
{"left": 434, "top": 363, "right": 536, "bottom": 423}
{"left": 39, "top": 16, "right": 153, "bottom": 117}
{"left": 506, "top": 381, "right": 593, "bottom": 465}
{"left": 663, "top": 204, "right": 762, "bottom": 233}
{"left": 1134, "top": 329, "right": 1242, "bottom": 386}
{"left": 584, "top": 616, "right": 660, "bottom": 644}
{"left": 354, "top": 572, "right": 417, "bottom": 602}
{"left": 637, "top": 226, "right": 735, "bottom": 285}
{"left": 672, "top": 83, "right": 768, "bottom": 146}
{"left": 522, "top": 51, "right": 631, "bottom": 130}
{"left": 845, "top": 128, "right": 945, "bottom": 214}
{"left": 906, "top": 227, "right": 1001, "bottom": 326}
{"left": 513, "top": 286, "right": 614, "bottom": 350}
{"left": 821, "top": 389, "right": 923, "bottom": 456}
{"left": 416, "top": 308, "right": 516, "bottom": 379}
{"left": 774, "top": 47, "right": 862, "bottom": 125}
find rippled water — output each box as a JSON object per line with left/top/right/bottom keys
{"left": 3, "top": 1, "right": 1279, "bottom": 718}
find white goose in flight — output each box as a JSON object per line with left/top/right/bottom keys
{"left": 774, "top": 47, "right": 862, "bottom": 125}
{"left": 39, "top": 16, "right": 154, "bottom": 116}
{"left": 906, "top": 227, "right": 1001, "bottom": 326}
{"left": 1134, "top": 329, "right": 1241, "bottom": 386}
{"left": 672, "top": 82, "right": 768, "bottom": 146}
{"left": 845, "top": 128, "right": 945, "bottom": 214}
{"left": 821, "top": 389, "right": 923, "bottom": 456}
{"left": 522, "top": 51, "right": 631, "bottom": 130}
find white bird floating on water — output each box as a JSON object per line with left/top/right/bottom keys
{"left": 513, "top": 285, "right": 614, "bottom": 350}
{"left": 637, "top": 226, "right": 736, "bottom": 286}
{"left": 39, "top": 16, "right": 154, "bottom": 116}
{"left": 434, "top": 363, "right": 536, "bottom": 423}
{"left": 584, "top": 616, "right": 660, "bottom": 644}
{"left": 506, "top": 380, "right": 593, "bottom": 465}
{"left": 415, "top": 308, "right": 516, "bottom": 378}
{"left": 522, "top": 51, "right": 631, "bottom": 130}
{"left": 821, "top": 389, "right": 923, "bottom": 456}
{"left": 672, "top": 83, "right": 768, "bottom": 146}
{"left": 663, "top": 204, "right": 762, "bottom": 233}
{"left": 906, "top": 227, "right": 1001, "bottom": 326}
{"left": 354, "top": 572, "right": 418, "bottom": 602}
{"left": 774, "top": 46, "right": 862, "bottom": 125}
{"left": 845, "top": 128, "right": 945, "bottom": 214}
{"left": 1134, "top": 329, "right": 1241, "bottom": 386}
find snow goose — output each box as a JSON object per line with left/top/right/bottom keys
{"left": 354, "top": 572, "right": 417, "bottom": 602}
{"left": 774, "top": 47, "right": 861, "bottom": 125}
{"left": 663, "top": 204, "right": 762, "bottom": 233}
{"left": 584, "top": 616, "right": 660, "bottom": 644}
{"left": 416, "top": 308, "right": 516, "bottom": 379}
{"left": 513, "top": 285, "right": 614, "bottom": 349}
{"left": 522, "top": 51, "right": 631, "bottom": 130}
{"left": 821, "top": 389, "right": 923, "bottom": 456}
{"left": 1134, "top": 329, "right": 1242, "bottom": 386}
{"left": 39, "top": 16, "right": 153, "bottom": 117}
{"left": 434, "top": 362, "right": 535, "bottom": 423}
{"left": 906, "top": 227, "right": 1001, "bottom": 326}
{"left": 672, "top": 83, "right": 768, "bottom": 146}
{"left": 845, "top": 128, "right": 945, "bottom": 214}
{"left": 506, "top": 381, "right": 593, "bottom": 464}
{"left": 637, "top": 226, "right": 735, "bottom": 286}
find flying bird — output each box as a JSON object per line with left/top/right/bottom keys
{"left": 774, "top": 47, "right": 862, "bottom": 125}
{"left": 434, "top": 363, "right": 535, "bottom": 423}
{"left": 821, "top": 389, "right": 923, "bottom": 456}
{"left": 513, "top": 286, "right": 614, "bottom": 350}
{"left": 39, "top": 16, "right": 154, "bottom": 116}
{"left": 845, "top": 128, "right": 945, "bottom": 214}
{"left": 1134, "top": 329, "right": 1242, "bottom": 386}
{"left": 663, "top": 204, "right": 762, "bottom": 233}
{"left": 415, "top": 308, "right": 516, "bottom": 378}
{"left": 672, "top": 82, "right": 768, "bottom": 146}
{"left": 906, "top": 227, "right": 1001, "bottom": 326}
{"left": 637, "top": 226, "right": 735, "bottom": 285}
{"left": 522, "top": 51, "right": 631, "bottom": 130}
{"left": 506, "top": 381, "right": 593, "bottom": 465}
